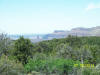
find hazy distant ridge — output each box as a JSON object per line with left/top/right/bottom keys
{"left": 9, "top": 26, "right": 100, "bottom": 41}
{"left": 43, "top": 26, "right": 100, "bottom": 39}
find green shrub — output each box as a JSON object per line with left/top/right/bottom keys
{"left": 0, "top": 55, "right": 25, "bottom": 75}
{"left": 24, "top": 57, "right": 80, "bottom": 75}
{"left": 91, "top": 70, "right": 100, "bottom": 75}
{"left": 77, "top": 67, "right": 100, "bottom": 75}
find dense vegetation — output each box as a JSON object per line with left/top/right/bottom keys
{"left": 0, "top": 34, "right": 100, "bottom": 75}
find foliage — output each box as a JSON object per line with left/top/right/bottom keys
{"left": 13, "top": 36, "right": 33, "bottom": 65}
{"left": 77, "top": 67, "right": 100, "bottom": 75}
{"left": 0, "top": 34, "right": 11, "bottom": 56}
{"left": 56, "top": 43, "right": 76, "bottom": 59}
{"left": 25, "top": 56, "right": 80, "bottom": 75}
{"left": 0, "top": 55, "right": 25, "bottom": 75}
{"left": 1, "top": 34, "right": 100, "bottom": 75}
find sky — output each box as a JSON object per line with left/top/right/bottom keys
{"left": 0, "top": 0, "right": 100, "bottom": 34}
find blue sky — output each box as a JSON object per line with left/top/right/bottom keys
{"left": 0, "top": 0, "right": 100, "bottom": 34}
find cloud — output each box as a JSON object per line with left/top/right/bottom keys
{"left": 86, "top": 3, "right": 100, "bottom": 11}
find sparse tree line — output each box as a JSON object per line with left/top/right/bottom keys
{"left": 0, "top": 33, "right": 100, "bottom": 75}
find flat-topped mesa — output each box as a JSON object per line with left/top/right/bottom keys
{"left": 71, "top": 27, "right": 90, "bottom": 31}
{"left": 44, "top": 26, "right": 100, "bottom": 39}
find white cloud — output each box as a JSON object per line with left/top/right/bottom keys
{"left": 86, "top": 3, "right": 100, "bottom": 11}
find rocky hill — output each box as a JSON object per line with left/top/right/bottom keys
{"left": 43, "top": 26, "right": 100, "bottom": 39}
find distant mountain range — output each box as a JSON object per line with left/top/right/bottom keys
{"left": 43, "top": 26, "right": 100, "bottom": 39}
{"left": 8, "top": 26, "right": 100, "bottom": 42}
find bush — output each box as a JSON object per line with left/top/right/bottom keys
{"left": 14, "top": 36, "right": 33, "bottom": 65}
{"left": 24, "top": 57, "right": 80, "bottom": 75}
{"left": 0, "top": 55, "right": 25, "bottom": 75}
{"left": 77, "top": 67, "right": 100, "bottom": 75}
